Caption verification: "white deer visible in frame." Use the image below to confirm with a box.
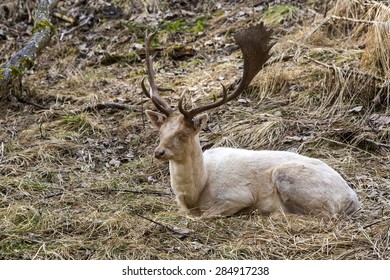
[142,23,360,219]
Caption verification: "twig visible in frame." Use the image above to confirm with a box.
[323,0,329,18]
[90,102,141,112]
[44,191,66,199]
[13,91,49,109]
[60,15,92,39]
[94,188,171,196]
[331,15,390,26]
[363,219,387,229]
[53,12,78,25]
[134,212,192,238]
[49,0,61,10]
[305,56,386,82]
[303,14,390,42]
[265,54,294,66]
[44,188,170,199]
[0,142,4,164]
[302,16,331,41]
[363,138,390,149]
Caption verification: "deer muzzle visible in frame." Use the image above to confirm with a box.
[154,147,167,159]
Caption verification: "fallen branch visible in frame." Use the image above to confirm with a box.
[302,16,331,42]
[53,12,78,25]
[0,0,59,97]
[303,14,390,42]
[92,188,171,196]
[331,15,390,26]
[363,138,390,149]
[59,15,93,39]
[86,102,141,112]
[12,91,50,110]
[44,188,170,199]
[134,212,193,238]
[305,56,386,82]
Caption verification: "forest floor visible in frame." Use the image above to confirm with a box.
[0,0,389,259]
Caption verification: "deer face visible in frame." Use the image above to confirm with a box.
[141,23,273,160]
[146,110,208,161]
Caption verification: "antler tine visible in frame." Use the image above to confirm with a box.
[180,22,274,120]
[143,31,173,116]
[178,85,228,120]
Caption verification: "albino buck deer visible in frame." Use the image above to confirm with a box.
[142,23,360,219]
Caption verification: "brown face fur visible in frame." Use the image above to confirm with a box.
[145,110,208,161]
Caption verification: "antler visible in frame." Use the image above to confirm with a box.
[141,32,173,116]
[178,22,274,120]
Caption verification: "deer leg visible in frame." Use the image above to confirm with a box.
[176,194,191,213]
[272,163,335,218]
[200,200,251,219]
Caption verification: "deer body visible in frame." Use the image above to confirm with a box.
[187,147,358,218]
[141,23,360,218]
[146,112,359,218]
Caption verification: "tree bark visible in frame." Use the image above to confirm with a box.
[0,0,59,97]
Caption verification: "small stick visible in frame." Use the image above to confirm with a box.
[331,15,390,25]
[53,12,78,25]
[91,102,141,112]
[60,16,92,39]
[134,213,192,238]
[363,139,390,149]
[44,188,170,199]
[302,17,331,41]
[306,56,386,82]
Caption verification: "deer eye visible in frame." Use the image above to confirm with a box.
[178,132,190,140]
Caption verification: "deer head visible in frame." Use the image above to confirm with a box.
[143,23,274,161]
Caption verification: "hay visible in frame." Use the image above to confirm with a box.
[302,0,390,112]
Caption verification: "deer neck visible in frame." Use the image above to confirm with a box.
[168,135,207,210]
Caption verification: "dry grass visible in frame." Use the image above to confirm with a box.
[0,0,389,260]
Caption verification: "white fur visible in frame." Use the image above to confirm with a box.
[146,110,360,219]
[197,147,359,218]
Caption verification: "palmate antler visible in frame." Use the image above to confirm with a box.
[142,22,274,120]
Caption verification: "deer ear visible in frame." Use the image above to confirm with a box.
[192,113,209,131]
[145,110,166,128]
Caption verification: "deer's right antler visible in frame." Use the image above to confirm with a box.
[178,22,274,120]
[141,32,173,117]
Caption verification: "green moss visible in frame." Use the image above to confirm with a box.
[10,66,22,78]
[161,20,187,33]
[124,22,150,38]
[20,56,35,70]
[191,18,206,33]
[214,10,224,17]
[41,171,57,183]
[160,16,209,35]
[61,113,100,134]
[33,19,56,36]
[101,52,140,66]
[0,239,37,258]
[3,141,16,152]
[261,5,298,26]
[7,58,35,79]
[30,182,48,191]
[180,59,203,69]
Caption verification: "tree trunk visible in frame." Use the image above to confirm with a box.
[0,0,59,97]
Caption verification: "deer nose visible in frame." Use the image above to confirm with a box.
[154,148,166,159]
